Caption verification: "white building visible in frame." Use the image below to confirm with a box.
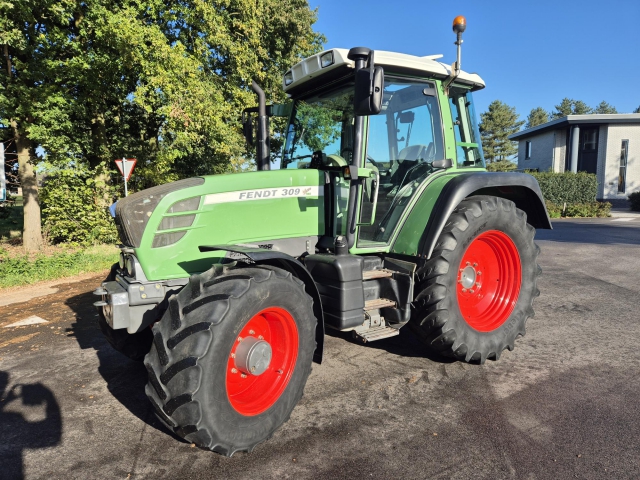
[509,114,640,205]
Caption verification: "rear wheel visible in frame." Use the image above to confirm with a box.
[409,196,541,363]
[144,265,316,455]
[97,263,153,361]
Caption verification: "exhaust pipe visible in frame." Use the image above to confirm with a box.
[251,80,270,171]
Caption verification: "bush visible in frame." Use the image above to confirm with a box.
[629,192,640,211]
[39,167,118,245]
[486,160,517,172]
[545,201,611,218]
[528,171,597,204]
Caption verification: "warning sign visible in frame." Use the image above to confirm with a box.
[115,158,137,181]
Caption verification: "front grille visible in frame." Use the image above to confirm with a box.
[115,178,204,247]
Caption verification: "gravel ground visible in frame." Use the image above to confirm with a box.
[1,217,639,480]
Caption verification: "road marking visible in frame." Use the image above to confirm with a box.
[0,332,40,349]
[612,218,634,222]
[3,316,49,328]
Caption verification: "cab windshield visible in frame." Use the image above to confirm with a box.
[281,85,354,169]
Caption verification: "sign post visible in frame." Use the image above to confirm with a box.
[114,157,137,197]
[0,142,6,202]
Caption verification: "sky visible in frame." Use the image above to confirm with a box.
[311,0,640,121]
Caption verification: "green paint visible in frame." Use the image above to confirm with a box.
[136,169,325,280]
[390,174,454,255]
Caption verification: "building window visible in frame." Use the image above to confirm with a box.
[525,141,532,159]
[619,140,629,194]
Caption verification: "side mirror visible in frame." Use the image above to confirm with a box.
[354,66,384,115]
[432,158,453,169]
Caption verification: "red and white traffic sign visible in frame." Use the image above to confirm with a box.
[115,158,137,181]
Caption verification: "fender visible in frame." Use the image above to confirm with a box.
[199,245,325,364]
[396,172,552,260]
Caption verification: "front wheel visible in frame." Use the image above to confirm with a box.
[409,196,541,364]
[144,265,316,455]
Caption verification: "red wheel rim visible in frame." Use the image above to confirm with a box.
[456,230,521,332]
[226,307,298,416]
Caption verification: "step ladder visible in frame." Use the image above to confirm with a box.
[353,296,399,343]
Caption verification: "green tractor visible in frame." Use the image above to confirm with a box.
[94,17,550,455]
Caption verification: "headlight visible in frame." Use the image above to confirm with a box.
[320,51,334,68]
[118,252,125,270]
[125,256,136,278]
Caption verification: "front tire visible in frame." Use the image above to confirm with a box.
[144,265,316,455]
[409,196,541,364]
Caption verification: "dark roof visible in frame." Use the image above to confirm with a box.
[509,114,640,140]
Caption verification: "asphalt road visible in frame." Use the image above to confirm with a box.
[1,217,640,479]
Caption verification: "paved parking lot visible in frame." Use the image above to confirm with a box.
[1,217,640,479]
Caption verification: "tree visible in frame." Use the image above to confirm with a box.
[633,105,640,113]
[551,98,592,118]
[1,0,324,249]
[525,107,549,129]
[593,101,618,114]
[479,100,525,163]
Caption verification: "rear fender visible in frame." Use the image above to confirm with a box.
[412,172,552,259]
[199,245,325,364]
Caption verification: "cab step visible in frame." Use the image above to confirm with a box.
[364,298,396,310]
[353,325,400,343]
[362,269,394,280]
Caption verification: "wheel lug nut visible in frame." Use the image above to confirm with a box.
[258,335,264,340]
[230,353,236,358]
[237,336,242,342]
[473,263,478,267]
[476,282,481,287]
[231,368,238,374]
[469,289,474,293]
[477,271,482,275]
[240,373,247,379]
[462,288,467,293]
[466,262,470,266]
[249,330,255,335]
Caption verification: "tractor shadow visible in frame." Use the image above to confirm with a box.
[64,289,186,444]
[325,326,456,363]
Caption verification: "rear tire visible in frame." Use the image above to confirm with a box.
[144,265,316,455]
[97,263,153,361]
[409,196,541,364]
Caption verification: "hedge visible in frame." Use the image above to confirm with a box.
[528,171,597,205]
[629,192,640,212]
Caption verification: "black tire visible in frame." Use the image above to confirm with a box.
[409,195,541,364]
[97,263,153,361]
[144,265,316,455]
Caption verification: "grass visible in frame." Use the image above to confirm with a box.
[0,195,24,240]
[0,243,118,289]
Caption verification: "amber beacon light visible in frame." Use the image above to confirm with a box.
[452,15,467,34]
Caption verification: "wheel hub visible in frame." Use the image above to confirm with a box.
[459,265,477,289]
[235,336,272,376]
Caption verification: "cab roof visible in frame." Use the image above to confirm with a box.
[283,48,485,95]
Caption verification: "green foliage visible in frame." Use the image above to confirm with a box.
[593,101,618,114]
[0,245,118,288]
[479,100,525,163]
[629,192,640,211]
[551,98,593,118]
[486,160,517,172]
[545,200,611,218]
[633,105,640,114]
[39,167,118,245]
[529,171,598,204]
[525,107,549,129]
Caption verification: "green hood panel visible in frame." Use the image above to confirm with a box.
[135,169,325,281]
